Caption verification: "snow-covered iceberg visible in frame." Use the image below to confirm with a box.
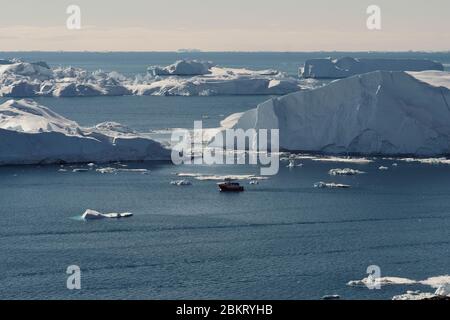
[148,60,214,76]
[130,65,303,96]
[0,58,305,97]
[0,99,170,165]
[219,70,450,156]
[301,57,444,79]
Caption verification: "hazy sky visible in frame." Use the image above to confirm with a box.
[0,0,449,51]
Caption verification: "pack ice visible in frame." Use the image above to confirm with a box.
[301,57,444,79]
[219,70,450,156]
[0,99,171,165]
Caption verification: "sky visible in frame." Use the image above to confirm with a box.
[0,0,449,51]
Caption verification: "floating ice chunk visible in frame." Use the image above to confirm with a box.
[378,166,389,171]
[347,276,416,287]
[96,167,150,174]
[314,181,351,189]
[81,209,133,220]
[170,179,192,186]
[249,180,259,185]
[328,168,365,176]
[72,168,89,173]
[420,275,450,288]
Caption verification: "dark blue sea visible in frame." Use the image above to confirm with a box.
[0,52,449,299]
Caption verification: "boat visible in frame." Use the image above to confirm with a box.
[218,179,244,192]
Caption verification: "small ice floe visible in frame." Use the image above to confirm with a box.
[328,168,365,176]
[314,181,351,189]
[321,295,340,300]
[81,209,133,220]
[347,276,416,287]
[72,168,89,173]
[249,180,259,185]
[392,163,398,167]
[378,166,389,171]
[58,168,68,172]
[396,157,450,165]
[170,179,192,186]
[311,156,373,164]
[176,173,268,181]
[87,163,96,167]
[96,167,150,174]
[347,275,450,293]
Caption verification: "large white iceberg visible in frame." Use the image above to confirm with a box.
[0,99,170,165]
[218,70,450,156]
[0,59,304,97]
[301,57,444,79]
[130,65,303,96]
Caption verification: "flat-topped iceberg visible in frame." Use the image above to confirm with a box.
[0,99,170,165]
[219,70,450,156]
[301,57,444,79]
[0,58,304,97]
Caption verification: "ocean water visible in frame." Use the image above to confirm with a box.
[0,52,449,300]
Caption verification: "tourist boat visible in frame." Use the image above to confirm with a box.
[218,179,244,192]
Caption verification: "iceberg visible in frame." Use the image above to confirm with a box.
[130,65,303,96]
[220,70,450,156]
[0,99,170,165]
[314,182,351,189]
[81,209,133,220]
[301,57,444,79]
[148,60,214,76]
[347,276,416,287]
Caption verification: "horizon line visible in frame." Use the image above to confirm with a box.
[1,50,450,54]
